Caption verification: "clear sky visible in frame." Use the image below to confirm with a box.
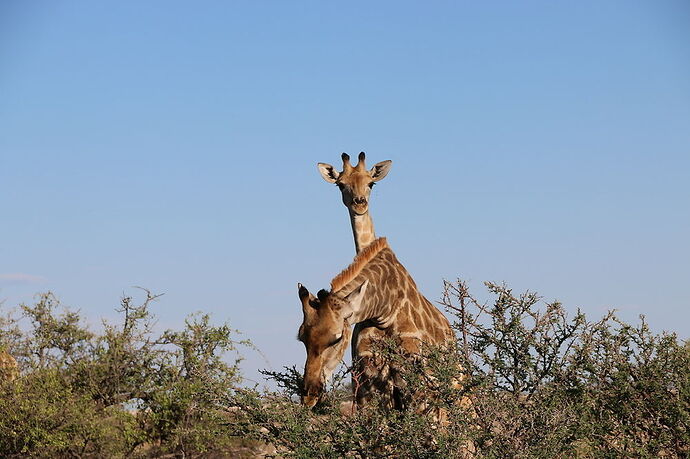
[1,1,689,386]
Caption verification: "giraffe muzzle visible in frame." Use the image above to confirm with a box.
[301,392,322,408]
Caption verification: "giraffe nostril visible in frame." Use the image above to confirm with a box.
[354,197,367,205]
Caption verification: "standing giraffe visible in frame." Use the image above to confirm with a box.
[297,237,455,410]
[317,152,392,253]
[317,152,395,409]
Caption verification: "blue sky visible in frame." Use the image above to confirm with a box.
[1,1,689,386]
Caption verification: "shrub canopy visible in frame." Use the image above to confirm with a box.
[0,281,688,457]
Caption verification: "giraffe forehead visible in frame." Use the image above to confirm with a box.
[337,169,371,186]
[300,316,345,349]
[302,304,341,329]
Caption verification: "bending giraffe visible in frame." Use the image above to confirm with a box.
[297,237,456,410]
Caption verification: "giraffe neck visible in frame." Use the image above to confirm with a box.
[349,210,376,253]
[347,248,404,326]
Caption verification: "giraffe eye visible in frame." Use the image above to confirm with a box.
[336,183,345,190]
[368,182,375,189]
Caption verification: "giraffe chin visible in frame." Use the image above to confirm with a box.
[350,205,368,215]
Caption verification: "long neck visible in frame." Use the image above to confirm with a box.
[349,210,376,253]
[346,248,399,326]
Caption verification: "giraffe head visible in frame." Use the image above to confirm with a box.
[297,280,369,408]
[317,152,392,216]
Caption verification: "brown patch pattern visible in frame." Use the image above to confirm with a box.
[330,237,389,291]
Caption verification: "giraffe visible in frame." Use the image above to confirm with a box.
[0,350,18,382]
[297,237,456,410]
[317,152,394,410]
[317,152,392,253]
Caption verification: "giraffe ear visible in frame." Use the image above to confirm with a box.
[370,160,392,182]
[342,280,369,317]
[317,162,340,183]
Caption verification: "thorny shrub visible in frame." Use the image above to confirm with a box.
[230,280,690,458]
[0,291,248,458]
[1,280,688,458]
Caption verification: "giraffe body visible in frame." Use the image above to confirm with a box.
[314,154,451,408]
[298,238,454,409]
[309,155,474,453]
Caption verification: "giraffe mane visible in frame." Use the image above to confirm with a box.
[330,237,389,292]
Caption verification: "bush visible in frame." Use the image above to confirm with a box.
[228,280,690,458]
[0,291,248,457]
[1,281,688,457]
[447,280,690,457]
